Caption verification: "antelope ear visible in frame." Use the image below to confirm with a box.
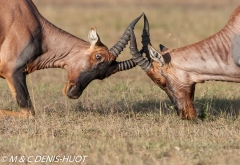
[88,28,101,48]
[159,44,168,53]
[148,45,166,66]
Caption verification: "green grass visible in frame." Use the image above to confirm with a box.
[1,0,240,164]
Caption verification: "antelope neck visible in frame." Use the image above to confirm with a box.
[26,16,89,73]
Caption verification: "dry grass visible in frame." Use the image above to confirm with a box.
[1,0,240,164]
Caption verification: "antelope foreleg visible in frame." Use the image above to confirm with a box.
[0,71,35,118]
[0,108,34,118]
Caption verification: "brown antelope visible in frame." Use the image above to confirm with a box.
[130,6,240,120]
[0,0,142,118]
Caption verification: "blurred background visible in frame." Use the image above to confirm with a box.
[1,1,240,164]
[33,0,239,49]
[0,0,232,114]
[30,0,239,81]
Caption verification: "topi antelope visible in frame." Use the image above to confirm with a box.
[130,6,240,120]
[0,0,141,118]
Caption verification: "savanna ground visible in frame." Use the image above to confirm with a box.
[1,0,240,164]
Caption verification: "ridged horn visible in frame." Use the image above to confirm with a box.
[116,29,138,72]
[129,28,152,72]
[117,59,136,71]
[141,14,151,60]
[109,13,143,57]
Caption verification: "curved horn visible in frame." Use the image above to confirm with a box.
[116,28,148,72]
[130,28,152,72]
[109,13,143,57]
[116,29,137,72]
[141,14,151,60]
[117,59,136,71]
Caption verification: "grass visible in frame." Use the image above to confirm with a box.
[1,0,240,164]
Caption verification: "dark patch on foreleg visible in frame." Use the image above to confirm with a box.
[0,74,34,118]
[0,29,42,118]
[10,29,42,116]
[15,28,42,70]
[13,68,33,110]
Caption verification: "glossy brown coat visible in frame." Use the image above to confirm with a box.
[0,0,140,117]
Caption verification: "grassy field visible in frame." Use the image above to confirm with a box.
[1,0,240,164]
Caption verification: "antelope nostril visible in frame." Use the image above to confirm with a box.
[67,85,77,98]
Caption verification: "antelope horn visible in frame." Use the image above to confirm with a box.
[141,14,151,60]
[116,29,138,71]
[117,59,136,71]
[109,13,143,57]
[130,28,152,72]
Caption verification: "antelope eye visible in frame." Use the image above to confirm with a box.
[156,78,161,84]
[95,54,102,62]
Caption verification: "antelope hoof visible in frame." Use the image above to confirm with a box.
[0,108,35,118]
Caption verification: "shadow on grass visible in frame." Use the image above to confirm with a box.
[74,97,240,119]
[130,97,240,118]
[75,99,174,116]
[131,100,174,114]
[194,97,240,118]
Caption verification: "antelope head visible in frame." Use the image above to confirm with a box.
[129,14,195,119]
[63,14,143,99]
